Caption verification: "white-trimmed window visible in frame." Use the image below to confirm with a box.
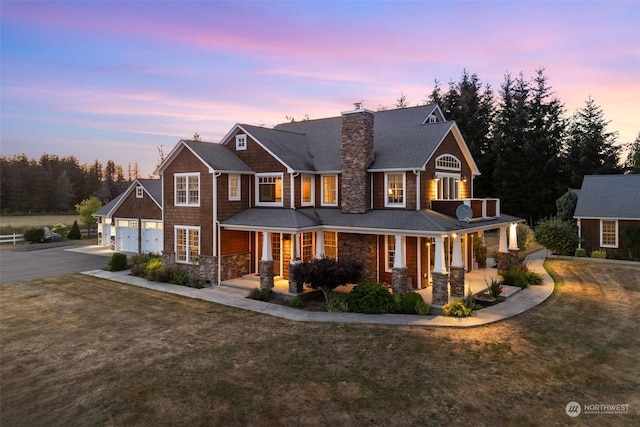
[385,172,405,207]
[175,173,200,206]
[235,134,247,151]
[256,173,283,206]
[136,186,143,198]
[228,174,241,201]
[324,231,337,259]
[302,232,314,261]
[435,154,461,171]
[600,220,618,248]
[175,226,200,264]
[301,175,314,206]
[435,173,460,200]
[385,235,396,272]
[322,175,338,206]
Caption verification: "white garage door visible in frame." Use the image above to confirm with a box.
[115,219,139,253]
[142,221,163,254]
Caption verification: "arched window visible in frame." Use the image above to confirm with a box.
[435,154,461,171]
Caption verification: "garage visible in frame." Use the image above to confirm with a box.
[115,219,139,253]
[142,220,163,254]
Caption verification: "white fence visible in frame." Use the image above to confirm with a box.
[0,233,24,244]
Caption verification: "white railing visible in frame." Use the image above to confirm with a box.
[0,233,24,244]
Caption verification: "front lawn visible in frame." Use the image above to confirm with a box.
[1,259,638,425]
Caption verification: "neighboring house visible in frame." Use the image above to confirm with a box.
[574,174,640,258]
[156,104,523,306]
[93,179,163,254]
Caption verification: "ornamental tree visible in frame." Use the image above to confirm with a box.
[289,257,363,304]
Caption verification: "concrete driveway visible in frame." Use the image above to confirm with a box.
[0,243,113,284]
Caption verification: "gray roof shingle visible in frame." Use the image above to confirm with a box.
[574,174,640,219]
[183,139,253,173]
[221,207,523,235]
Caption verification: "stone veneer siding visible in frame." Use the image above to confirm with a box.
[220,253,251,282]
[391,267,408,296]
[260,260,274,290]
[162,252,218,285]
[340,110,374,214]
[432,272,449,307]
[338,233,377,282]
[449,266,465,298]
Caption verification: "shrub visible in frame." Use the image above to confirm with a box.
[500,264,543,288]
[326,292,350,312]
[487,278,504,300]
[348,282,396,314]
[574,248,587,257]
[130,263,146,277]
[170,266,190,286]
[517,223,535,251]
[51,223,68,239]
[24,227,45,243]
[68,220,82,240]
[288,296,303,308]
[289,257,363,303]
[247,288,272,301]
[591,250,607,259]
[534,217,579,255]
[415,299,431,315]
[443,299,473,317]
[400,291,424,314]
[145,258,163,279]
[148,265,172,283]
[107,253,128,271]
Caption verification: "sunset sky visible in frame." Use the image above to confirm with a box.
[1,1,638,177]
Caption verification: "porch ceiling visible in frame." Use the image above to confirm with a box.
[220,208,524,236]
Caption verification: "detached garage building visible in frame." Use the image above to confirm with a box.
[94,179,163,254]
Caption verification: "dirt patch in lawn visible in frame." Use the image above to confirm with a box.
[1,260,639,426]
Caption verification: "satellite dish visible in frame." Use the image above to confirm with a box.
[455,204,473,223]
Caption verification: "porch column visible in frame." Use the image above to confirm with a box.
[497,226,509,273]
[293,232,300,261]
[392,235,408,296]
[260,231,274,290]
[508,223,520,267]
[449,233,465,299]
[315,231,325,259]
[432,235,449,307]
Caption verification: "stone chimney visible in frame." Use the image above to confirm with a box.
[341,103,374,214]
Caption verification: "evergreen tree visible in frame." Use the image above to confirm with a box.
[395,91,409,108]
[624,132,640,174]
[564,97,622,188]
[54,170,74,212]
[430,70,495,197]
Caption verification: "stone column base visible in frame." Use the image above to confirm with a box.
[449,266,465,298]
[260,260,274,290]
[509,250,520,268]
[392,267,408,296]
[432,272,449,307]
[497,252,509,273]
[288,261,303,294]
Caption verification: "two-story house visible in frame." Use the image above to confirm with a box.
[156,104,523,306]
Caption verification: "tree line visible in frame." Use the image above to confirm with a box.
[0,154,141,214]
[391,68,639,223]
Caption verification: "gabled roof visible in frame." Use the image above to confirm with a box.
[574,174,640,220]
[155,139,253,175]
[93,179,162,218]
[220,207,523,236]
[216,104,479,174]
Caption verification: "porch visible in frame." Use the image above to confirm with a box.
[220,262,507,306]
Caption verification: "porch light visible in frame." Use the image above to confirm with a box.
[432,173,440,181]
[462,176,468,182]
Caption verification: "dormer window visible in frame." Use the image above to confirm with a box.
[235,134,247,151]
[427,114,437,123]
[136,186,143,198]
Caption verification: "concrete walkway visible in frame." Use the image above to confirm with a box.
[82,250,554,328]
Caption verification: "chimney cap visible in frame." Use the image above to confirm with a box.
[341,102,373,115]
